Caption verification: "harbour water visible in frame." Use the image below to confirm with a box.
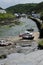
[0,17,39,37]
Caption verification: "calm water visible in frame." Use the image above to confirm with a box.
[0,17,38,37]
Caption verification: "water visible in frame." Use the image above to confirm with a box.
[0,17,38,37]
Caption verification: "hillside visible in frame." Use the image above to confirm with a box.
[6,3,37,14]
[6,2,43,15]
[34,2,43,20]
[0,7,3,9]
[34,2,43,13]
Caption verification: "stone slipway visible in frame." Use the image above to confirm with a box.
[0,50,43,65]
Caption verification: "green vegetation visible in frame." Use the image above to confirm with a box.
[40,12,43,20]
[0,13,21,26]
[34,2,43,13]
[0,2,43,26]
[14,21,21,25]
[0,7,3,9]
[38,40,43,49]
[0,13,15,20]
[41,23,43,29]
[6,3,37,14]
[34,2,43,20]
[0,54,7,59]
[6,2,43,19]
[6,2,43,14]
[38,40,43,46]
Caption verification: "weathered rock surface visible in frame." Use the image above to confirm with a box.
[0,50,43,65]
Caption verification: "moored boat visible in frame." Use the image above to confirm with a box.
[0,40,12,46]
[22,34,34,40]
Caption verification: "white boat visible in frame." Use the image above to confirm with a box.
[22,34,34,40]
[0,40,12,46]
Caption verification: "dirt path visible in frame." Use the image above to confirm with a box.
[33,32,40,41]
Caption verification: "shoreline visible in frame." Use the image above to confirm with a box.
[30,17,43,38]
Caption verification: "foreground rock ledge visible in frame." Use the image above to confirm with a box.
[0,50,43,65]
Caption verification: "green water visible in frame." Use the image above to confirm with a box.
[0,17,38,37]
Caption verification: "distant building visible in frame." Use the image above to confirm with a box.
[32,13,40,18]
[0,9,6,13]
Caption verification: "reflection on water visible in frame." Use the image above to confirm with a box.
[0,17,38,37]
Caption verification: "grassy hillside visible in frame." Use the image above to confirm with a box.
[0,13,21,26]
[32,2,43,20]
[34,2,43,13]
[6,2,43,14]
[6,3,37,14]
[0,7,3,9]
[0,13,15,20]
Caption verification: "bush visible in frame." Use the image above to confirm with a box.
[0,54,7,59]
[38,40,43,49]
[14,21,20,25]
[40,16,43,20]
[0,13,15,20]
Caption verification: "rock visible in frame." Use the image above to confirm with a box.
[0,50,43,65]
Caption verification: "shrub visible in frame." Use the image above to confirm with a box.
[0,13,15,20]
[38,40,43,49]
[0,54,7,59]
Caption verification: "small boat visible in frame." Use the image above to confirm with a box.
[0,40,11,46]
[19,28,34,37]
[19,31,33,37]
[22,34,34,40]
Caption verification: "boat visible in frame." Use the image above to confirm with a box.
[0,40,11,46]
[22,34,34,40]
[19,30,33,37]
[19,28,34,38]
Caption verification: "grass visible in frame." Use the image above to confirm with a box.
[38,40,43,49]
[0,13,15,20]
[14,21,20,25]
[41,24,43,29]
[38,40,43,46]
[0,25,11,29]
[0,13,23,26]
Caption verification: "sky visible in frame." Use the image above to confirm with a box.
[0,0,43,9]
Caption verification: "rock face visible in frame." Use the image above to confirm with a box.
[0,50,43,65]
